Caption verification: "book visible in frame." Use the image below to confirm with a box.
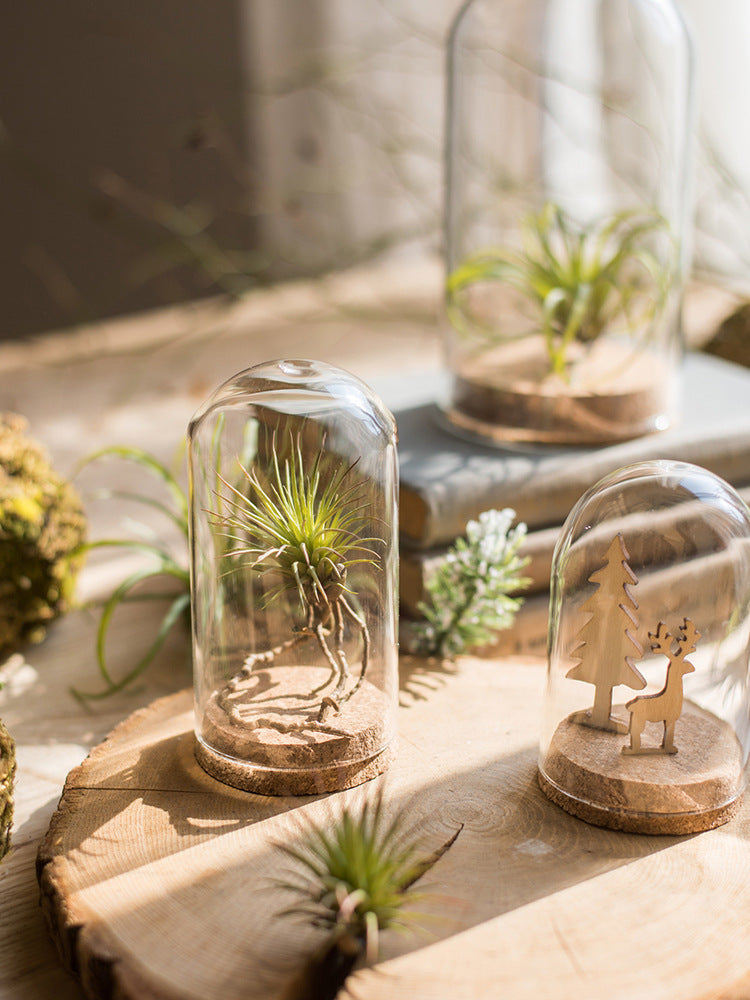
[400,523,559,617]
[397,353,750,550]
[399,479,750,616]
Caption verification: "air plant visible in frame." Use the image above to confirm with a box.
[212,437,380,723]
[446,202,673,378]
[413,508,530,660]
[73,446,190,699]
[277,789,461,1000]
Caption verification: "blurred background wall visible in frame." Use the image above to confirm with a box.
[0,1,452,339]
[0,1,745,340]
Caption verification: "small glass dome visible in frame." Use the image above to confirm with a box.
[539,461,750,833]
[188,360,399,795]
[443,0,693,444]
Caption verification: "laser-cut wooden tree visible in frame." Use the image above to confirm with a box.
[567,533,646,733]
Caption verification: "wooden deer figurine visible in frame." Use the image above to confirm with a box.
[622,618,700,756]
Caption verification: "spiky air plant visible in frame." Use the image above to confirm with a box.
[277,790,461,1000]
[0,717,15,861]
[447,203,672,378]
[212,438,379,724]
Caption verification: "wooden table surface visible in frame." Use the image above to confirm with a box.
[0,263,742,1000]
[35,659,750,1000]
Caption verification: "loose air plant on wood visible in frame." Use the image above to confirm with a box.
[277,790,461,1000]
[212,439,380,725]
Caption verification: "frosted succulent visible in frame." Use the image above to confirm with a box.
[414,508,530,659]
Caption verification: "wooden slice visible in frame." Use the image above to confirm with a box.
[198,666,394,795]
[540,703,744,834]
[37,657,750,1000]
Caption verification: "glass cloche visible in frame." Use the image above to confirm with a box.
[188,360,399,795]
[539,461,750,833]
[443,0,694,444]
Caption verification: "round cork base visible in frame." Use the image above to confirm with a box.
[449,338,668,445]
[196,665,394,796]
[538,703,744,835]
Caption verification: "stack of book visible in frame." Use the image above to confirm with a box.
[397,353,750,655]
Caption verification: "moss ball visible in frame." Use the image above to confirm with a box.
[0,717,15,860]
[0,414,87,657]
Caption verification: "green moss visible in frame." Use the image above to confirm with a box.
[0,413,87,657]
[0,718,15,860]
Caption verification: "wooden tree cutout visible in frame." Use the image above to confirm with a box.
[623,618,699,756]
[567,533,646,733]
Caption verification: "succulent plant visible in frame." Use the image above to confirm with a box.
[0,413,86,658]
[0,717,16,861]
[447,202,673,378]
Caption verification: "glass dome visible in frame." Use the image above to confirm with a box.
[188,360,399,795]
[443,0,694,444]
[539,461,750,833]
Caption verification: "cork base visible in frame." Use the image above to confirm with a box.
[196,665,394,795]
[449,337,669,445]
[539,702,744,834]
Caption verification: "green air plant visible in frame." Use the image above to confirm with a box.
[0,413,86,658]
[446,202,673,379]
[212,438,379,724]
[277,789,461,1000]
[0,717,15,861]
[74,446,190,699]
[413,508,530,660]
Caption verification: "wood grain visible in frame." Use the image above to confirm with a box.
[37,656,750,1000]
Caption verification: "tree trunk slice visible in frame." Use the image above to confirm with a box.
[197,666,394,795]
[449,337,670,444]
[539,704,743,834]
[37,657,750,1000]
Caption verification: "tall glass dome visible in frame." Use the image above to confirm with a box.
[444,0,694,444]
[188,360,399,795]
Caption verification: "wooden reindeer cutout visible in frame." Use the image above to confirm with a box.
[623,618,699,756]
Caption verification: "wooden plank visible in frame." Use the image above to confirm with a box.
[37,656,750,1000]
